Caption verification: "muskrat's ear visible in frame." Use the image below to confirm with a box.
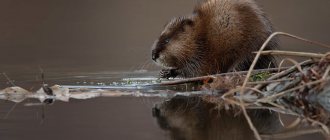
[180,18,195,32]
[183,19,194,26]
[181,19,194,29]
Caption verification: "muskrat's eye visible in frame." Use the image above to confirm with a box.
[164,38,170,44]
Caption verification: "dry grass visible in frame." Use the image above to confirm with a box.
[156,32,330,140]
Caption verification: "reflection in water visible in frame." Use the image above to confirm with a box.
[153,95,281,140]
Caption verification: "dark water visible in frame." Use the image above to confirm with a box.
[0,97,165,140]
[0,0,329,140]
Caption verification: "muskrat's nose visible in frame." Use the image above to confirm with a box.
[152,50,159,61]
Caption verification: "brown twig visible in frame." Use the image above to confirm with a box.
[246,106,296,115]
[306,118,330,134]
[155,67,289,86]
[258,77,329,102]
[278,58,304,74]
[268,60,314,81]
[238,99,261,140]
[247,78,294,85]
[261,128,323,139]
[285,118,302,129]
[256,50,326,58]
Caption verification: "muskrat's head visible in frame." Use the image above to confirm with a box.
[151,17,201,70]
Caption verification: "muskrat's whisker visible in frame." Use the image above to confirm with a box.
[139,59,153,70]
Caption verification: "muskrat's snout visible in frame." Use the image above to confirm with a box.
[151,49,159,61]
[151,44,173,68]
[151,39,166,64]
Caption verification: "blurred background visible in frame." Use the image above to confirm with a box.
[0,0,329,75]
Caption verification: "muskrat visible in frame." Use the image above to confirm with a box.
[151,0,277,78]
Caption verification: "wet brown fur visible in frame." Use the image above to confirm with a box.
[152,0,277,78]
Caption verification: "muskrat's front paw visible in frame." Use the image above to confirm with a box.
[159,69,178,79]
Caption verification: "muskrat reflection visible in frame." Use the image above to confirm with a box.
[153,95,281,140]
